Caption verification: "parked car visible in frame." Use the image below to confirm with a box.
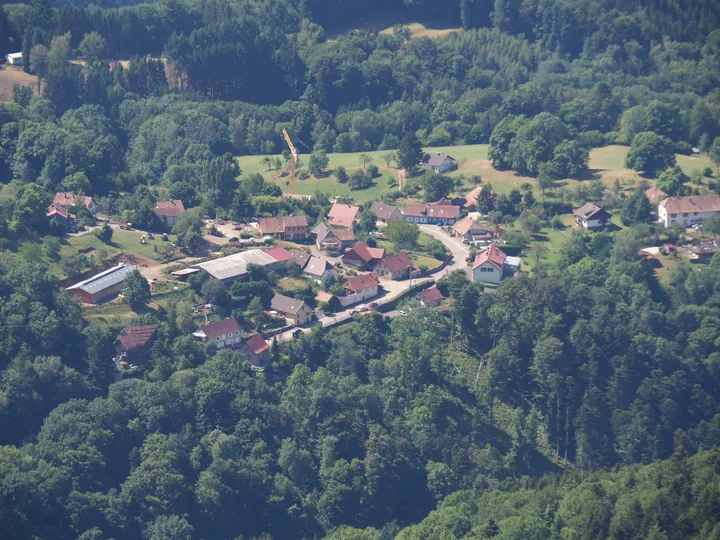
[357,304,369,312]
[398,310,406,316]
[368,302,378,308]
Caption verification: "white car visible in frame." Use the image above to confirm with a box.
[692,223,703,229]
[357,305,369,312]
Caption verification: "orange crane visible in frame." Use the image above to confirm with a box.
[281,128,298,194]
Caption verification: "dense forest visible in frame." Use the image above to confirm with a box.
[1,0,720,538]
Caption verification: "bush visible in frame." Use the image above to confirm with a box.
[703,167,713,177]
[367,164,379,178]
[552,216,565,229]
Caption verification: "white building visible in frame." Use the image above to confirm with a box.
[471,244,519,285]
[6,53,23,66]
[339,274,379,307]
[573,203,612,231]
[423,152,456,174]
[193,318,243,350]
[657,194,720,228]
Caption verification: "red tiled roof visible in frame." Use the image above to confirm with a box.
[53,192,94,209]
[245,334,269,355]
[345,242,385,263]
[328,204,360,227]
[344,273,379,292]
[46,204,76,220]
[453,215,487,236]
[153,200,185,217]
[645,186,667,204]
[332,227,355,241]
[258,215,308,234]
[473,244,506,270]
[200,318,241,340]
[416,286,444,304]
[659,194,720,214]
[379,252,413,273]
[118,324,158,351]
[265,247,294,262]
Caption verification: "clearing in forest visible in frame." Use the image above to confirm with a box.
[0,65,39,102]
[237,144,714,202]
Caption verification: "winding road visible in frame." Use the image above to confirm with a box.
[271,224,469,343]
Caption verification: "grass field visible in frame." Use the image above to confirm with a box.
[238,144,714,202]
[52,229,180,278]
[83,283,192,324]
[0,65,39,103]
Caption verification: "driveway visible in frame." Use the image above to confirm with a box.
[419,224,470,275]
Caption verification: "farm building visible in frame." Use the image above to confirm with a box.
[403,203,460,225]
[193,249,278,282]
[66,264,135,303]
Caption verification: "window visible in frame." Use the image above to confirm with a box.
[683,213,689,217]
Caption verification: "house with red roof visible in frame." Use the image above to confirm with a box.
[153,200,186,227]
[242,334,270,367]
[312,222,355,254]
[340,273,380,307]
[257,215,308,240]
[645,186,668,205]
[374,252,414,280]
[47,204,77,232]
[193,317,243,350]
[327,204,361,228]
[341,242,385,269]
[471,244,520,284]
[115,324,159,364]
[53,192,96,213]
[415,286,445,307]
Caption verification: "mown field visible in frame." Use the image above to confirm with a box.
[0,65,38,103]
[237,144,714,202]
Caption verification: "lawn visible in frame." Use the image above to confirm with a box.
[374,234,444,272]
[0,65,38,103]
[239,143,714,203]
[83,283,192,324]
[53,229,181,278]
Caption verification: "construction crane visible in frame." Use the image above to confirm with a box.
[281,128,298,194]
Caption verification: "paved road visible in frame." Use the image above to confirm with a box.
[271,224,470,344]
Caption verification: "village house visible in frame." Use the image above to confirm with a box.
[193,317,243,350]
[289,249,311,269]
[403,203,460,225]
[423,152,457,174]
[327,204,361,228]
[242,334,270,367]
[312,222,355,254]
[114,324,159,365]
[340,273,379,307]
[463,185,483,212]
[303,256,338,282]
[657,194,720,228]
[53,192,96,213]
[645,186,668,205]
[471,244,520,284]
[374,252,414,280]
[66,264,135,303]
[257,215,308,241]
[688,240,719,263]
[452,216,495,244]
[369,201,403,224]
[341,242,385,269]
[573,203,612,230]
[47,204,78,232]
[271,293,314,325]
[6,52,23,65]
[415,286,445,307]
[153,200,186,227]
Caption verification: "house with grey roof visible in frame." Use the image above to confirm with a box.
[271,293,314,325]
[423,152,456,174]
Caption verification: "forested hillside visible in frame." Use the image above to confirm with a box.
[1,0,720,538]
